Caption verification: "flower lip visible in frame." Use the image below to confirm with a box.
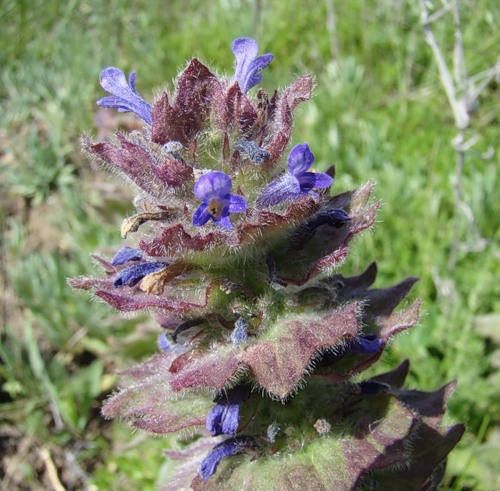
[231,37,274,94]
[97,67,152,125]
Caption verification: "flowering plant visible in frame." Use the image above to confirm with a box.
[72,37,463,490]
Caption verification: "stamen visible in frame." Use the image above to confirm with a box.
[208,198,224,218]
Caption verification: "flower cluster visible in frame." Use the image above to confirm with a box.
[73,37,463,490]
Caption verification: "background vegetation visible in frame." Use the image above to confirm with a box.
[1,0,498,489]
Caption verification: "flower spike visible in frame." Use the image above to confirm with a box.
[232,37,274,93]
[76,36,463,490]
[97,67,152,125]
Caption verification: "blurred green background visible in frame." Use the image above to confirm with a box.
[1,0,499,489]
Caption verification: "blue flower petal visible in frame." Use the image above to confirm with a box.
[221,406,241,435]
[113,262,167,288]
[217,213,234,230]
[301,209,351,234]
[206,387,246,437]
[206,404,225,436]
[200,438,249,480]
[192,202,212,227]
[232,37,273,93]
[128,71,137,92]
[157,332,174,352]
[297,171,334,190]
[230,318,249,346]
[194,172,232,201]
[111,246,143,266]
[228,194,247,214]
[288,143,315,175]
[257,173,302,207]
[96,95,134,113]
[243,53,274,93]
[97,67,152,125]
[345,334,383,354]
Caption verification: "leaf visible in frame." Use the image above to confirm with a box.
[264,75,313,165]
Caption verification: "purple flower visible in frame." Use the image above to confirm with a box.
[206,387,246,437]
[113,262,168,288]
[111,246,143,266]
[200,437,253,480]
[97,67,152,125]
[192,171,247,230]
[230,318,249,346]
[257,143,334,207]
[345,334,383,354]
[232,38,273,94]
[157,332,174,352]
[235,140,270,164]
